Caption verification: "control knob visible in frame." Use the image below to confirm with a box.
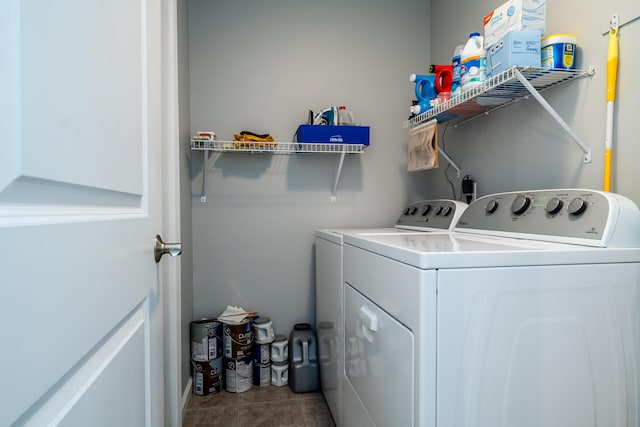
[485,200,499,214]
[421,205,432,216]
[442,206,453,216]
[567,197,587,216]
[545,197,563,215]
[434,206,444,216]
[510,195,531,216]
[409,206,418,215]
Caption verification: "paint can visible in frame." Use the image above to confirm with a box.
[253,342,271,366]
[253,362,271,387]
[192,357,223,396]
[223,319,254,359]
[224,356,253,393]
[190,318,222,362]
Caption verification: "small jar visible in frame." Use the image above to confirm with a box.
[271,362,288,387]
[253,317,275,344]
[271,334,288,364]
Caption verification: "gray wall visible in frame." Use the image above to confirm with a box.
[188,0,431,335]
[177,0,194,392]
[426,0,640,204]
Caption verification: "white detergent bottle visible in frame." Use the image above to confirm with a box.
[460,32,486,91]
[451,44,464,97]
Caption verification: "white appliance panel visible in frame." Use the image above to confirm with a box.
[314,236,343,424]
[345,284,415,427]
[437,263,640,427]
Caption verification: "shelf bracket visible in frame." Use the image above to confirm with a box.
[200,150,208,202]
[331,151,347,202]
[513,69,592,163]
[439,148,461,178]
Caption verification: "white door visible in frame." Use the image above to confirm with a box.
[1,1,165,426]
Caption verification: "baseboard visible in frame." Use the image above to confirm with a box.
[181,377,193,421]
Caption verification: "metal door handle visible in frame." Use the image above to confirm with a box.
[154,235,182,262]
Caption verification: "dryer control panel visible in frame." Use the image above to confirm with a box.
[455,189,640,247]
[395,199,467,231]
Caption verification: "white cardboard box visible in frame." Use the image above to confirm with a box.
[483,0,546,47]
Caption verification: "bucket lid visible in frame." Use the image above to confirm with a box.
[542,33,577,47]
[469,32,481,38]
[253,317,271,325]
[294,323,311,331]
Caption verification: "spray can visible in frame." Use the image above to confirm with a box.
[451,44,464,97]
[460,32,486,91]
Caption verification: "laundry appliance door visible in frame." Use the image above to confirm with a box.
[345,284,414,427]
[437,263,640,427]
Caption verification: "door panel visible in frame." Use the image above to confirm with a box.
[0,1,163,425]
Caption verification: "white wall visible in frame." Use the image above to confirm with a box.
[187,0,431,335]
[427,0,640,205]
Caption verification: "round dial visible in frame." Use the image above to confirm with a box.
[485,200,499,214]
[510,195,531,216]
[442,206,453,216]
[434,206,444,216]
[421,205,432,216]
[409,206,418,215]
[567,197,587,216]
[403,207,410,215]
[545,197,563,215]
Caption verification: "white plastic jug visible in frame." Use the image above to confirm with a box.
[338,105,355,125]
[460,32,486,91]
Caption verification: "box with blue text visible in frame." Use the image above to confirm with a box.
[295,125,370,146]
[486,30,541,77]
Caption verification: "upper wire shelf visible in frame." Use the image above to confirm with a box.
[190,139,366,154]
[404,66,593,129]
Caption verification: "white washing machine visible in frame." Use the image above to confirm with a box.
[342,189,640,427]
[315,199,468,426]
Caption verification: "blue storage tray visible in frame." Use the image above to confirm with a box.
[295,125,370,146]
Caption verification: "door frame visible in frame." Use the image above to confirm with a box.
[161,0,184,425]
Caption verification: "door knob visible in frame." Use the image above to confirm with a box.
[154,235,182,262]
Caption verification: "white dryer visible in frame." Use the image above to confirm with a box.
[342,189,640,427]
[315,199,467,426]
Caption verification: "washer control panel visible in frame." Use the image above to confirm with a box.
[395,199,467,231]
[455,189,638,245]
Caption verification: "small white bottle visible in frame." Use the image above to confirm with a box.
[337,105,355,125]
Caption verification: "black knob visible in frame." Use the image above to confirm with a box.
[421,205,432,216]
[434,206,444,216]
[567,197,587,216]
[442,206,453,216]
[409,207,418,215]
[485,200,499,214]
[510,195,531,216]
[545,197,563,215]
[403,207,410,215]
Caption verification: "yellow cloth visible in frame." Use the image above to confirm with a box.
[233,132,277,148]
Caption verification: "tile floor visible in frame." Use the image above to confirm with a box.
[183,385,336,427]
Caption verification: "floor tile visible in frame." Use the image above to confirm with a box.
[185,385,335,427]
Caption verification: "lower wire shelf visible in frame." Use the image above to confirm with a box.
[190,139,367,202]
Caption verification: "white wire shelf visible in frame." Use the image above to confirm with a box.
[404,65,594,164]
[190,138,367,203]
[404,66,593,129]
[190,139,367,154]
